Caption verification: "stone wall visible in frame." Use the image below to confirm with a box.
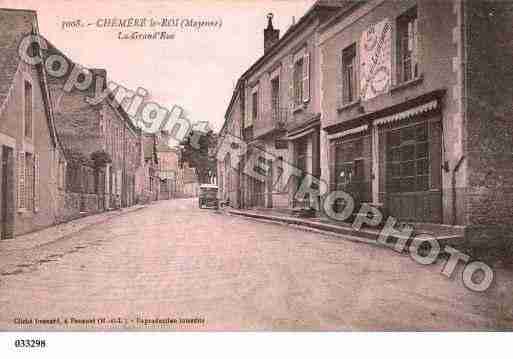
[463,0,513,257]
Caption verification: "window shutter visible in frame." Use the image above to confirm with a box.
[17,151,26,209]
[302,53,310,103]
[336,52,344,108]
[34,152,40,211]
[245,87,251,128]
[288,54,295,113]
[412,18,419,75]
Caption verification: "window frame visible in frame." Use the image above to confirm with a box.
[342,43,358,104]
[386,121,430,194]
[271,75,280,122]
[293,58,304,106]
[24,152,35,211]
[251,90,259,123]
[396,6,419,84]
[24,80,33,140]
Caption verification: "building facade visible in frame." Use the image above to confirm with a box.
[136,133,159,204]
[220,0,513,252]
[156,137,180,200]
[218,79,244,208]
[43,39,142,215]
[239,2,345,210]
[319,0,513,249]
[0,9,67,238]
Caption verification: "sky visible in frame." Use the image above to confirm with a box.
[1,0,313,132]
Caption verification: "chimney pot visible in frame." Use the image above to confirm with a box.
[264,13,280,53]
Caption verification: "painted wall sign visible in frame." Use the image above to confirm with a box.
[360,18,392,101]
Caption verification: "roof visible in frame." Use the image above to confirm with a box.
[240,0,347,80]
[218,1,349,142]
[0,9,35,113]
[0,8,62,151]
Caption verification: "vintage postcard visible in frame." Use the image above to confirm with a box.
[0,0,512,341]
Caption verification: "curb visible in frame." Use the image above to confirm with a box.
[226,209,463,250]
[0,205,147,254]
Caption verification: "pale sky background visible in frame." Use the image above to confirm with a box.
[1,0,313,132]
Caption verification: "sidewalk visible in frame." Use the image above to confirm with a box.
[0,205,146,275]
[226,207,464,249]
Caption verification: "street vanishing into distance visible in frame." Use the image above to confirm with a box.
[1,198,512,331]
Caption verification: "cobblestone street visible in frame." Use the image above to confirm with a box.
[0,198,511,331]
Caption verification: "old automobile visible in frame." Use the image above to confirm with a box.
[198,184,218,209]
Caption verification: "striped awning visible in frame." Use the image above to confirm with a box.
[285,127,316,141]
[327,124,369,140]
[374,100,439,126]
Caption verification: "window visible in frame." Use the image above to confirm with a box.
[252,91,258,123]
[397,7,419,83]
[342,44,357,104]
[25,153,34,210]
[271,76,280,122]
[293,58,304,105]
[335,139,364,189]
[387,122,429,193]
[24,81,32,139]
[58,160,65,189]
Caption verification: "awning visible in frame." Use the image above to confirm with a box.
[374,100,438,126]
[285,127,316,141]
[327,124,369,140]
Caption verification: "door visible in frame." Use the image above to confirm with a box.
[385,120,442,223]
[294,137,309,207]
[333,136,371,210]
[1,146,14,239]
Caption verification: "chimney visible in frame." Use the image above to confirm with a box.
[91,68,107,91]
[264,13,279,53]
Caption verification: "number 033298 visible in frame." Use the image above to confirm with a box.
[14,339,46,348]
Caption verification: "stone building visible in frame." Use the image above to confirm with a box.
[220,1,347,210]
[155,135,180,200]
[319,0,513,251]
[218,79,243,208]
[41,42,141,215]
[136,133,159,204]
[0,8,67,238]
[220,0,513,253]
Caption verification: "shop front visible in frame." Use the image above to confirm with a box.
[325,92,444,224]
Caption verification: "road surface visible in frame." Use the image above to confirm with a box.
[0,198,511,330]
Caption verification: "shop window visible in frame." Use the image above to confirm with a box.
[387,122,429,193]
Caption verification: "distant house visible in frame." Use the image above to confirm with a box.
[155,135,180,200]
[217,79,243,208]
[136,133,159,203]
[41,43,142,214]
[0,8,67,238]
